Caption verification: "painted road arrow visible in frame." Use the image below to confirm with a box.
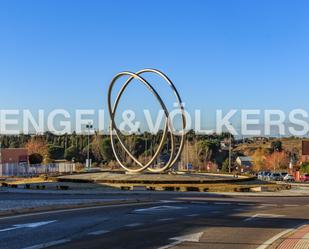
[158,232,204,249]
[170,232,204,242]
[0,220,57,232]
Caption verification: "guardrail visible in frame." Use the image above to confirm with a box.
[0,163,75,177]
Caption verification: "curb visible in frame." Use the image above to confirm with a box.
[215,192,309,197]
[2,187,308,197]
[265,223,309,249]
[0,199,150,218]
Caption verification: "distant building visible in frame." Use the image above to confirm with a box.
[0,148,28,164]
[236,156,252,171]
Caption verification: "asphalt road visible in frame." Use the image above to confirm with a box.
[1,193,309,249]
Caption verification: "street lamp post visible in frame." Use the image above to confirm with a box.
[0,134,2,164]
[229,132,232,174]
[86,123,93,170]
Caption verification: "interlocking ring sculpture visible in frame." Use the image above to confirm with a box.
[107,69,186,173]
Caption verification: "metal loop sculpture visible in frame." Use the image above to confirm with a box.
[107,69,186,173]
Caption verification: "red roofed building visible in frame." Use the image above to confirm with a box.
[0,148,29,164]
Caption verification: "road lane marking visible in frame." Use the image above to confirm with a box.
[158,232,203,249]
[159,200,182,204]
[191,201,209,205]
[134,205,185,213]
[214,202,231,205]
[125,223,143,227]
[244,214,285,222]
[0,201,158,221]
[261,204,278,207]
[0,227,18,232]
[186,214,200,217]
[171,232,203,242]
[158,218,176,222]
[0,220,57,233]
[88,230,109,236]
[22,239,71,249]
[234,208,246,212]
[237,203,255,206]
[283,204,299,207]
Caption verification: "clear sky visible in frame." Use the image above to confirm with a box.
[1,0,309,132]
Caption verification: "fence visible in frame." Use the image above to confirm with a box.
[0,163,76,177]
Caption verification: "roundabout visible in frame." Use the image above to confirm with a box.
[55,171,281,193]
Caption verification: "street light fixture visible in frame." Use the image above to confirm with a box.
[229,131,232,174]
[86,123,93,170]
[228,123,233,174]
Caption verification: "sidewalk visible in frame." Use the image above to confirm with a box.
[272,225,309,249]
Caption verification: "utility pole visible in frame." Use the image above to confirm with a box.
[145,132,147,163]
[275,148,279,172]
[86,122,93,170]
[0,134,2,165]
[186,136,189,171]
[229,131,232,174]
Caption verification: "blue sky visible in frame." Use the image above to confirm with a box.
[0,0,309,131]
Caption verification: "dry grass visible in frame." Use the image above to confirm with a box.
[235,138,304,156]
[5,177,53,185]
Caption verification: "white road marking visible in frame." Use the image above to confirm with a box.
[257,205,267,209]
[158,232,203,249]
[283,204,299,207]
[256,229,294,249]
[157,241,180,249]
[159,200,182,204]
[214,202,231,205]
[125,223,143,227]
[88,230,109,236]
[22,239,71,249]
[244,214,285,222]
[186,214,200,217]
[191,201,209,205]
[234,208,246,212]
[261,204,277,207]
[158,218,176,222]
[0,220,57,233]
[171,232,203,242]
[0,202,158,221]
[237,203,255,206]
[135,205,185,212]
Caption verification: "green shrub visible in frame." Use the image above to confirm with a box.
[300,163,309,174]
[29,153,43,165]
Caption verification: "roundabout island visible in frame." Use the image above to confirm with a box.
[56,171,285,193]
[54,69,289,193]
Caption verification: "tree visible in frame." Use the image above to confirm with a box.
[221,159,229,172]
[252,147,268,171]
[9,139,20,148]
[91,134,104,163]
[300,163,309,174]
[29,153,43,165]
[25,138,49,164]
[64,146,80,161]
[271,140,282,152]
[48,145,65,160]
[197,140,220,163]
[265,151,289,171]
[101,138,115,162]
